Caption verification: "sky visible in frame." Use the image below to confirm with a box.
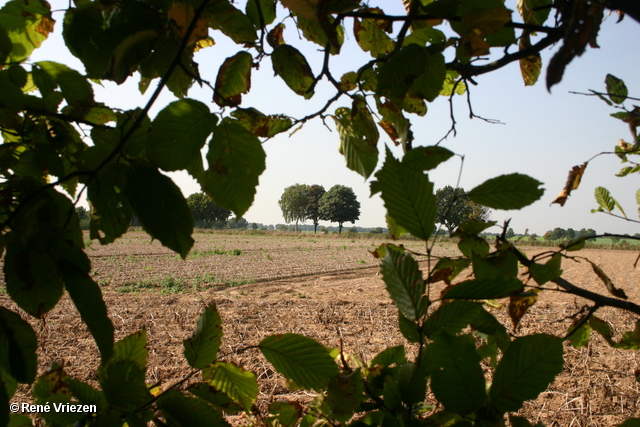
[26,0,640,236]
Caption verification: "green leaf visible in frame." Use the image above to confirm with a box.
[36,61,94,107]
[529,253,562,285]
[333,107,378,179]
[214,51,253,107]
[246,0,277,27]
[468,173,544,210]
[370,345,406,368]
[471,308,511,351]
[272,44,315,99]
[57,260,114,362]
[410,53,446,102]
[267,401,303,427]
[440,70,467,96]
[125,164,194,258]
[110,330,148,368]
[158,390,229,427]
[296,14,344,54]
[618,418,640,427]
[0,0,54,63]
[0,70,25,112]
[423,301,483,338]
[568,324,591,349]
[375,148,437,240]
[203,362,257,412]
[517,0,552,25]
[33,365,84,426]
[398,310,421,343]
[188,383,243,413]
[490,334,564,412]
[0,307,37,384]
[66,378,107,409]
[148,99,216,172]
[88,163,134,245]
[326,369,366,422]
[206,0,257,44]
[376,98,412,149]
[259,334,338,391]
[377,44,429,101]
[231,108,293,137]
[202,118,266,218]
[402,145,454,171]
[593,187,625,216]
[62,2,109,78]
[99,358,151,412]
[443,278,524,300]
[184,303,223,370]
[381,246,428,321]
[429,331,486,415]
[354,13,395,58]
[605,74,628,104]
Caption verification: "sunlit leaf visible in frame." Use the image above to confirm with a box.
[184,303,223,370]
[158,390,228,427]
[353,10,395,58]
[381,246,428,321]
[272,44,315,99]
[0,0,54,63]
[605,74,628,104]
[259,334,338,391]
[469,173,544,210]
[333,107,378,179]
[517,0,552,25]
[519,33,541,86]
[203,362,257,412]
[551,162,587,206]
[231,108,293,137]
[376,148,436,240]
[214,51,253,107]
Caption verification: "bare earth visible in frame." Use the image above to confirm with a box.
[2,232,640,426]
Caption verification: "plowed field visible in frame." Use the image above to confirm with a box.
[2,231,640,426]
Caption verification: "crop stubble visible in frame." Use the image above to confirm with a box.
[1,231,640,426]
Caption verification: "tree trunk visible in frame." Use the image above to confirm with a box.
[313,221,318,233]
[338,223,343,234]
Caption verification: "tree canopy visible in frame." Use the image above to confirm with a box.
[435,186,490,234]
[1,0,640,425]
[278,184,310,232]
[318,185,360,233]
[186,192,231,227]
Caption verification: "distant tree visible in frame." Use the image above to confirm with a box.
[566,228,576,239]
[305,185,326,233]
[506,228,515,239]
[278,184,310,232]
[348,226,358,233]
[543,232,553,241]
[580,228,597,241]
[227,217,248,229]
[251,223,258,230]
[319,185,360,234]
[186,193,231,227]
[76,206,89,221]
[611,235,621,244]
[435,186,489,234]
[547,227,567,240]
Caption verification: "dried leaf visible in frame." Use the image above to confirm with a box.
[587,260,628,299]
[518,33,541,86]
[551,162,588,206]
[509,290,539,330]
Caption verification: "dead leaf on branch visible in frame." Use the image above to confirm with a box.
[551,162,588,206]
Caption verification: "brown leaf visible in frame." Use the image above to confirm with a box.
[518,33,541,86]
[551,162,588,206]
[509,291,539,330]
[547,0,605,90]
[35,15,55,37]
[588,260,628,299]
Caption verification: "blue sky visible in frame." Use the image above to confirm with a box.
[30,0,640,235]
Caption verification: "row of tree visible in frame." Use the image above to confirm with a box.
[278,184,360,233]
[542,227,597,241]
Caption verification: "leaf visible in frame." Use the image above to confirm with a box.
[409,52,446,102]
[381,246,428,321]
[36,61,94,107]
[326,369,366,422]
[469,173,544,210]
[376,98,412,149]
[214,51,253,107]
[529,253,562,285]
[375,148,437,241]
[429,331,486,415]
[508,290,539,330]
[398,310,421,343]
[57,260,114,362]
[333,107,378,179]
[203,362,257,412]
[125,164,194,259]
[158,390,229,427]
[586,259,627,299]
[551,162,588,206]
[605,74,628,104]
[183,303,223,370]
[202,118,266,218]
[296,14,343,53]
[0,307,37,384]
[377,44,429,101]
[439,70,467,96]
[460,7,512,37]
[593,187,625,217]
[259,334,338,391]
[88,163,133,245]
[519,33,541,86]
[246,0,277,27]
[231,108,293,137]
[568,323,591,349]
[353,11,395,58]
[0,0,54,63]
[272,44,315,98]
[206,0,257,44]
[147,99,216,171]
[33,364,84,426]
[267,401,303,427]
[443,278,524,300]
[111,330,148,368]
[370,345,406,368]
[280,0,317,22]
[423,301,483,338]
[490,334,564,412]
[517,0,552,25]
[402,145,454,171]
[589,316,614,345]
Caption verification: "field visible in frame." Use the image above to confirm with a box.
[2,231,640,426]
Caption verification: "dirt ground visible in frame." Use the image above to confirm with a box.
[2,234,640,426]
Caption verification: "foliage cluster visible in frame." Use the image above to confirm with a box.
[1,0,640,426]
[435,186,490,234]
